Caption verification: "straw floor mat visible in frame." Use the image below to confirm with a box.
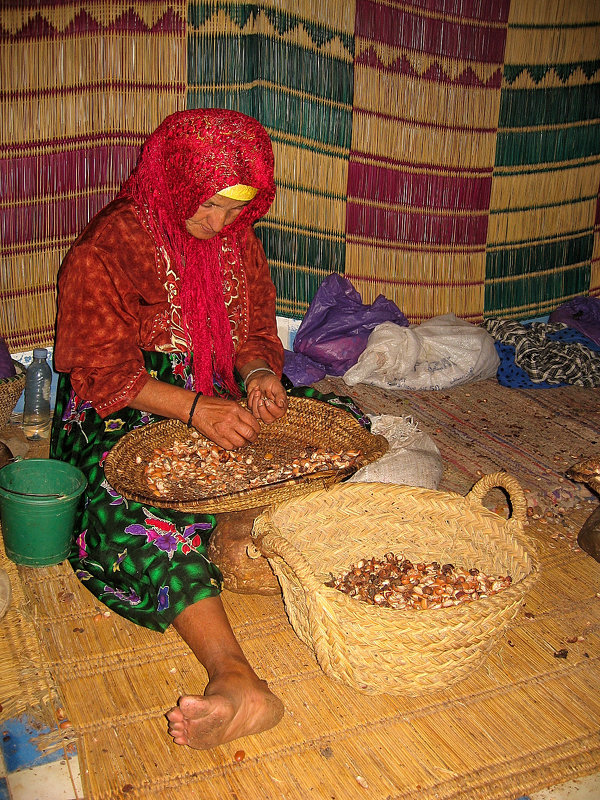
[0,381,599,800]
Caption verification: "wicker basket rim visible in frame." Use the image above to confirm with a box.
[0,360,26,385]
[260,475,528,530]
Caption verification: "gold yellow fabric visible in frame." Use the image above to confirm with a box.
[217,184,257,201]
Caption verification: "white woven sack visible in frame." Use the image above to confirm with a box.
[343,314,499,391]
[348,414,442,490]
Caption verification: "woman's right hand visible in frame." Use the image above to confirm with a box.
[191,395,261,450]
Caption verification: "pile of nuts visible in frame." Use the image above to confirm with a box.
[325,552,512,610]
[142,432,362,498]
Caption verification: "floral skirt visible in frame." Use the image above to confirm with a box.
[50,351,368,633]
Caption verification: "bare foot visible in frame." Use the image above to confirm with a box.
[165,667,284,750]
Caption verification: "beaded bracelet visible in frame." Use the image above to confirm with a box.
[243,367,276,388]
[186,391,202,428]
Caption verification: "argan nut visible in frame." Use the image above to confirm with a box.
[234,749,245,762]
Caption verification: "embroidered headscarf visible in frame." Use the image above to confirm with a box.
[119,109,276,396]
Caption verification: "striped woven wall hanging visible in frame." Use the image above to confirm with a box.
[344,0,511,324]
[185,0,355,320]
[484,0,600,320]
[0,1,186,352]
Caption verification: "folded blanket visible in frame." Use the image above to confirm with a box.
[481,319,600,388]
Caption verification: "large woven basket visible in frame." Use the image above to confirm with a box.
[0,361,26,429]
[253,474,539,695]
[104,396,389,514]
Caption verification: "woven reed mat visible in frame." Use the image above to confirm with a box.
[0,506,598,800]
[1,385,599,800]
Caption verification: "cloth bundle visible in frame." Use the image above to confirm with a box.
[0,336,15,380]
[343,314,499,391]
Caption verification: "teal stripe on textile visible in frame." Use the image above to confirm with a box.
[486,232,593,279]
[257,225,345,271]
[188,2,354,53]
[495,122,600,167]
[187,84,353,149]
[496,154,600,178]
[504,61,600,85]
[188,35,353,107]
[499,83,600,127]
[484,263,591,315]
[186,2,353,314]
[255,223,344,314]
[489,193,598,215]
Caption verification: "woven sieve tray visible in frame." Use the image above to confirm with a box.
[103,396,389,513]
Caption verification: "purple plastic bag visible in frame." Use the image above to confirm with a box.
[0,336,15,380]
[293,274,409,376]
[549,296,600,346]
[283,350,327,386]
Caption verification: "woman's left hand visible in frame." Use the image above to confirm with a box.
[246,372,288,423]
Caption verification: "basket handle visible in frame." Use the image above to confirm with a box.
[465,471,528,528]
[253,517,325,596]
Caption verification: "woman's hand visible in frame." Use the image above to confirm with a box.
[191,396,261,450]
[245,371,288,424]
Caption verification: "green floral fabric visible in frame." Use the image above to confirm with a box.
[50,351,369,633]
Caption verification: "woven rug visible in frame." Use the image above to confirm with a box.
[317,377,599,536]
[1,382,600,799]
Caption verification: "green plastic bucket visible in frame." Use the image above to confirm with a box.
[0,459,86,567]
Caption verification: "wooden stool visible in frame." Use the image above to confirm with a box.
[207,506,280,595]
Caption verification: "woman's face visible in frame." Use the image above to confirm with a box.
[185,194,250,239]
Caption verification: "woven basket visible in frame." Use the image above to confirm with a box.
[254,474,539,695]
[103,396,389,513]
[0,361,26,429]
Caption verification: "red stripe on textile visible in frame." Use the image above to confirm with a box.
[3,240,73,258]
[355,0,508,63]
[0,285,57,300]
[354,106,497,135]
[347,235,485,254]
[6,327,55,347]
[347,203,489,245]
[2,194,112,246]
[350,150,493,176]
[1,8,185,41]
[344,269,484,289]
[356,48,503,88]
[2,81,185,101]
[348,162,492,211]
[0,145,139,200]
[0,131,146,155]
[383,0,510,24]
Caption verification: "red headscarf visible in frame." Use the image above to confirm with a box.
[119,109,276,396]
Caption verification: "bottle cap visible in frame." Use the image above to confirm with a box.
[33,348,48,359]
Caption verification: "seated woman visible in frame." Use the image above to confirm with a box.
[51,108,288,750]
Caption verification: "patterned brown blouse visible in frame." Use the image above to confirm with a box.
[54,198,284,417]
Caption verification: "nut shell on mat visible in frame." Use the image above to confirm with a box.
[103,396,389,513]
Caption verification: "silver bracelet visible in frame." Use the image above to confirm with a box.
[243,367,276,387]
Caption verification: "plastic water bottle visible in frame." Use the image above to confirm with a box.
[23,348,52,440]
